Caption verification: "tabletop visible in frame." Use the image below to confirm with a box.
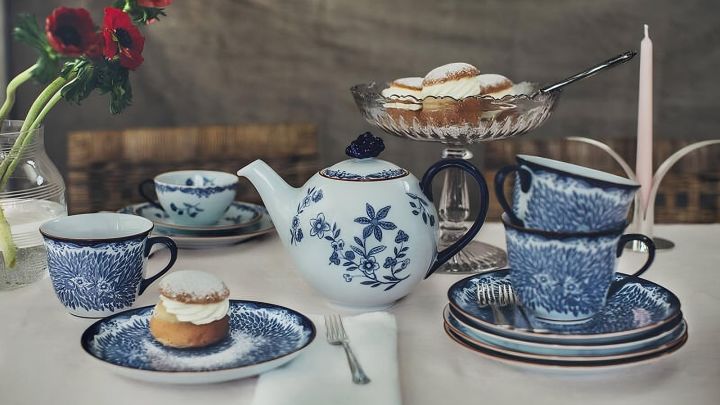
[1,222,719,405]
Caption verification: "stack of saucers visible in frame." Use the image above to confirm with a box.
[444,269,687,368]
[440,155,688,367]
[118,201,274,249]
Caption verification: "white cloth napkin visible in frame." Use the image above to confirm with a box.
[251,312,402,405]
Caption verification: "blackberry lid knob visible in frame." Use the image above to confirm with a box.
[345,132,385,159]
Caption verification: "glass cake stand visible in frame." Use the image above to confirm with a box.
[351,82,560,274]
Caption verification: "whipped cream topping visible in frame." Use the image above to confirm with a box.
[381,77,423,100]
[421,76,482,99]
[160,295,230,325]
[383,102,422,111]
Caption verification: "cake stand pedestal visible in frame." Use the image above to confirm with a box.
[436,147,507,273]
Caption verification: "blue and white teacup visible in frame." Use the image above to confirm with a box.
[502,214,656,323]
[140,170,238,226]
[495,155,640,232]
[40,213,178,318]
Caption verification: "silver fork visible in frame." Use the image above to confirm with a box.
[477,283,514,326]
[324,314,371,385]
[477,283,538,331]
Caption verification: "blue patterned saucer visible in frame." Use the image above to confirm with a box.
[444,322,688,368]
[118,201,263,235]
[81,300,315,384]
[445,305,687,358]
[448,269,682,345]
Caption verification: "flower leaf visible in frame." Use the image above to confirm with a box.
[376,206,391,220]
[378,221,397,230]
[13,14,64,84]
[60,60,98,105]
[365,203,375,219]
[362,226,373,239]
[368,245,386,255]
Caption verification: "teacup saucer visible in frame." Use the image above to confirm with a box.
[444,322,687,368]
[160,213,275,249]
[444,305,687,358]
[81,300,315,384]
[119,201,263,235]
[448,269,682,345]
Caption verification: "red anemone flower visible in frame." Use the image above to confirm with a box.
[137,0,173,7]
[45,7,98,57]
[102,7,145,70]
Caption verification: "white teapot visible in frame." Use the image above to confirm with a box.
[238,133,489,310]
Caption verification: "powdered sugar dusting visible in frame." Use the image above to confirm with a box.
[423,62,480,85]
[159,270,229,301]
[144,330,256,371]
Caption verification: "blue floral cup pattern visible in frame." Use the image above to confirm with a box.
[495,155,639,232]
[41,213,178,318]
[140,170,238,226]
[502,214,656,323]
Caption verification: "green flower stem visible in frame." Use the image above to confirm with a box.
[0,88,66,190]
[0,75,72,268]
[0,64,37,123]
[0,206,15,268]
[0,76,67,184]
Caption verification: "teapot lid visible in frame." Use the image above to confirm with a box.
[320,133,409,182]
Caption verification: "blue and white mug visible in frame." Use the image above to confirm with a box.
[495,155,639,232]
[502,214,655,323]
[140,170,238,226]
[40,213,178,318]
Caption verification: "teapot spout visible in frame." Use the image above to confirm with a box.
[237,160,297,238]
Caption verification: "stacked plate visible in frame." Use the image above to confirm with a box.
[118,201,275,248]
[445,269,688,368]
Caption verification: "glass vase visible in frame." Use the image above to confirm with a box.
[0,120,67,290]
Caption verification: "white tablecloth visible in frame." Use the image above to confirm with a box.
[1,223,719,405]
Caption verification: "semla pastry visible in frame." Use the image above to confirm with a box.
[149,270,231,348]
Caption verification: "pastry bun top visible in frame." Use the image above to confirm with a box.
[422,63,481,86]
[382,77,423,100]
[158,270,230,304]
[390,77,423,90]
[478,74,513,95]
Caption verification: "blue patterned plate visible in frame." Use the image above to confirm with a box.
[81,300,315,384]
[448,269,682,345]
[445,305,686,358]
[118,201,263,235]
[444,322,688,368]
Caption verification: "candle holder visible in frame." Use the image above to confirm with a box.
[566,137,720,251]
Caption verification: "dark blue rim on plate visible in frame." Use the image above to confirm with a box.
[447,269,682,345]
[444,322,687,368]
[80,300,316,374]
[445,305,686,356]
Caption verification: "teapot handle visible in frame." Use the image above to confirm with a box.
[420,159,489,279]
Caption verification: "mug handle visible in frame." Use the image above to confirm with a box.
[420,159,489,279]
[138,179,163,209]
[606,234,656,299]
[493,164,532,227]
[138,236,178,295]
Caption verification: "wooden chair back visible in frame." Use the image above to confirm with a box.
[67,124,318,214]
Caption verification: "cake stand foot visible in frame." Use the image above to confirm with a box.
[437,239,507,274]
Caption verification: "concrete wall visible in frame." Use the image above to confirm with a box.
[6,0,720,178]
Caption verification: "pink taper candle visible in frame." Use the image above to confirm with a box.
[636,24,653,216]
